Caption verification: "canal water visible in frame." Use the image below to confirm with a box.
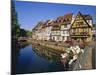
[14,43,68,74]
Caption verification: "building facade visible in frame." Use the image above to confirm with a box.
[70,12,93,42]
[51,13,74,42]
[32,12,94,42]
[92,24,96,41]
[32,22,44,40]
[43,20,54,41]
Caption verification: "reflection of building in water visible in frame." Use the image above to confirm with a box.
[32,44,62,62]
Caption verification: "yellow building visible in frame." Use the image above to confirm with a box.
[70,12,93,42]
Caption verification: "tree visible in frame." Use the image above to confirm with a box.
[20,29,32,37]
[11,1,20,38]
[26,30,32,37]
[11,1,32,39]
[20,29,27,37]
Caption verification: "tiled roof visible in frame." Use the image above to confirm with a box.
[83,15,92,20]
[51,25,60,31]
[51,13,73,27]
[71,12,93,28]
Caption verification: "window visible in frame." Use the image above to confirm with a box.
[63,31,65,34]
[87,20,90,24]
[76,22,84,27]
[58,19,61,23]
[79,28,83,32]
[71,29,74,33]
[71,29,75,35]
[53,31,55,34]
[87,20,92,25]
[64,25,67,28]
[67,18,70,21]
[64,31,66,34]
[76,16,82,20]
[62,36,64,40]
[67,25,70,28]
[84,28,88,32]
[63,19,66,22]
[73,29,76,32]
[52,37,55,40]
[57,36,60,40]
[66,31,69,34]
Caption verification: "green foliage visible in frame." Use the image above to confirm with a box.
[26,31,32,37]
[19,28,32,37]
[20,29,27,37]
[12,1,20,38]
[12,1,32,38]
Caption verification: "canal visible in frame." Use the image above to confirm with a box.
[13,42,69,74]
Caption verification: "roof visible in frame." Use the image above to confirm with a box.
[51,25,60,31]
[32,13,73,31]
[71,11,93,28]
[64,13,73,18]
[50,13,73,27]
[57,13,73,24]
[83,15,92,20]
[41,20,54,28]
[32,21,45,30]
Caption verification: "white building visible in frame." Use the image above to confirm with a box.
[32,22,44,40]
[51,13,74,42]
[32,13,75,42]
[43,20,54,41]
[51,24,62,41]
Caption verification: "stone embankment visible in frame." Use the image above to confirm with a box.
[28,40,68,53]
[28,39,96,70]
[72,41,96,70]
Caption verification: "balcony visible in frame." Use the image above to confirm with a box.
[70,32,90,37]
[71,24,88,28]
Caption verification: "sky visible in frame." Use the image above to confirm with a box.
[14,1,96,31]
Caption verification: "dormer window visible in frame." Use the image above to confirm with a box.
[67,18,70,21]
[55,20,57,23]
[63,19,66,22]
[59,20,61,22]
[64,25,67,28]
[76,22,84,27]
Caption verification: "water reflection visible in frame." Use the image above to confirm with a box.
[31,44,61,62]
[12,42,69,74]
[11,41,30,74]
